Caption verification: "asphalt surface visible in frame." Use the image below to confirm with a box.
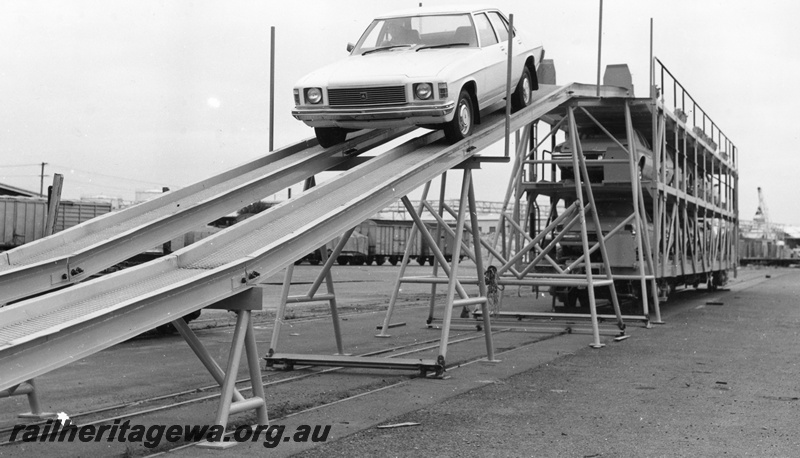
[1,266,797,457]
[292,267,800,457]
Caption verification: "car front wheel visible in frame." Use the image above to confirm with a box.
[315,127,347,148]
[511,67,533,112]
[443,89,474,143]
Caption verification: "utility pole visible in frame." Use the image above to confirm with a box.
[39,162,48,196]
[269,26,275,152]
[596,0,603,96]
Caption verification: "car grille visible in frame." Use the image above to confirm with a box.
[328,86,406,107]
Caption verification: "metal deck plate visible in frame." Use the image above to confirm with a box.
[0,269,197,347]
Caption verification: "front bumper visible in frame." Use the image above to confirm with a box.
[292,102,456,128]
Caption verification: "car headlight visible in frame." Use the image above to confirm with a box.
[414,83,433,100]
[305,88,323,105]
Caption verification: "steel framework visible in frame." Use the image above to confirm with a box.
[264,83,585,374]
[268,165,496,376]
[470,61,737,340]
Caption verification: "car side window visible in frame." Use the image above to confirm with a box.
[487,12,509,42]
[473,13,498,47]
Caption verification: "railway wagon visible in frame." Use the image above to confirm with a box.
[523,62,738,312]
[297,218,470,266]
[738,238,798,266]
[0,196,112,249]
[359,219,470,266]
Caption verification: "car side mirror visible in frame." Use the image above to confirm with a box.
[346,43,355,52]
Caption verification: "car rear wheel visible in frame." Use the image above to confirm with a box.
[443,89,474,143]
[511,67,533,112]
[315,127,347,148]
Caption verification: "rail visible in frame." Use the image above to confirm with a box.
[653,57,737,168]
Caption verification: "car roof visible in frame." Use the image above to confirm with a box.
[375,4,500,19]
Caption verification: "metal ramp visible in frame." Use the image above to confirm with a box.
[0,127,409,305]
[0,79,569,426]
[0,82,616,433]
[0,129,456,432]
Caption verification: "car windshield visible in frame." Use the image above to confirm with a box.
[353,14,477,55]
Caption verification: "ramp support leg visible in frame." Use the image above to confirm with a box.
[174,318,247,403]
[427,172,448,322]
[317,243,346,355]
[436,169,477,363]
[269,262,295,355]
[199,309,268,449]
[468,171,496,361]
[2,378,55,419]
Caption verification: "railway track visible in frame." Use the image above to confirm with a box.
[0,317,566,455]
[157,327,568,456]
[0,318,526,447]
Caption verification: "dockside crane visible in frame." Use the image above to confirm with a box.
[754,187,772,239]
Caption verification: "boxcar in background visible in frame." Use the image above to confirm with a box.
[296,218,471,266]
[0,196,112,249]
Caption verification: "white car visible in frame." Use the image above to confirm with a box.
[292,6,545,147]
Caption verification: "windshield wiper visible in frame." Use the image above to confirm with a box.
[416,43,470,52]
[361,45,413,55]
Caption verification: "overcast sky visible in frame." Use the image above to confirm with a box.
[1,1,798,224]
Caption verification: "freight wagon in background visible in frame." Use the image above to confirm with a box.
[297,218,471,266]
[0,196,112,249]
[738,238,798,266]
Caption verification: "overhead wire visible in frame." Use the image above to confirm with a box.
[48,163,169,188]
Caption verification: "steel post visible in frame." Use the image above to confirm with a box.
[468,172,496,361]
[307,227,356,297]
[504,14,514,157]
[624,103,652,321]
[428,173,448,323]
[568,108,603,348]
[437,170,472,361]
[15,378,54,419]
[173,318,246,403]
[213,310,248,430]
[319,244,345,355]
[269,262,295,354]
[244,317,269,425]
